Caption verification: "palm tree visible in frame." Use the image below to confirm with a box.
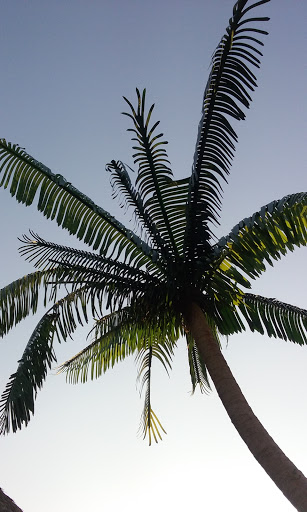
[0,0,306,509]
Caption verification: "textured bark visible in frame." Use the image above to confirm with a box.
[0,488,23,512]
[184,301,307,512]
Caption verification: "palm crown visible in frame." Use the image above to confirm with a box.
[0,0,306,477]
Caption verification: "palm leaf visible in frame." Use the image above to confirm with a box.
[0,312,58,434]
[211,297,247,336]
[186,333,211,394]
[60,309,176,444]
[0,285,94,434]
[153,177,190,256]
[0,139,158,268]
[60,302,180,387]
[214,192,307,280]
[106,160,173,261]
[58,308,142,383]
[19,232,158,285]
[18,232,162,312]
[136,341,173,445]
[240,293,307,345]
[185,0,270,261]
[0,271,48,337]
[210,292,307,345]
[0,264,97,340]
[123,89,189,257]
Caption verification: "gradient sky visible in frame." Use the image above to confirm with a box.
[1,1,306,511]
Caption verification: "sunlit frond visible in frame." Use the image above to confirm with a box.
[213,192,307,280]
[136,341,173,445]
[58,308,140,383]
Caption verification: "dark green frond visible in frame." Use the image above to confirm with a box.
[0,139,158,268]
[0,260,94,342]
[0,286,92,434]
[106,160,173,261]
[0,271,47,337]
[19,232,158,285]
[211,298,247,336]
[50,288,90,342]
[186,333,211,394]
[240,294,307,345]
[155,177,190,256]
[185,0,270,260]
[209,291,307,345]
[214,192,307,280]
[123,89,182,257]
[0,313,58,434]
[19,232,160,311]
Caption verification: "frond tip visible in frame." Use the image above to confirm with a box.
[136,342,173,444]
[140,406,167,446]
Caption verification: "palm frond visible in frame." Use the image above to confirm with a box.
[18,232,161,311]
[0,271,47,337]
[106,160,173,261]
[240,294,307,345]
[185,0,270,261]
[123,89,187,257]
[58,308,140,383]
[0,312,58,434]
[0,286,92,434]
[19,232,158,286]
[136,341,173,445]
[186,333,211,394]
[210,291,307,345]
[213,192,307,280]
[0,261,98,341]
[211,298,247,336]
[155,177,190,256]
[0,139,158,268]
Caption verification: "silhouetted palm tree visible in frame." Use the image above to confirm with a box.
[0,0,307,509]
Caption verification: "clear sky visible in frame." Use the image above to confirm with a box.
[0,1,306,511]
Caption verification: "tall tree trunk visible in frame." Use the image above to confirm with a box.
[184,301,307,512]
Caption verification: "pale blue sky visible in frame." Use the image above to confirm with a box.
[0,1,306,511]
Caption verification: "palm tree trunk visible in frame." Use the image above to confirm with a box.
[184,301,307,511]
